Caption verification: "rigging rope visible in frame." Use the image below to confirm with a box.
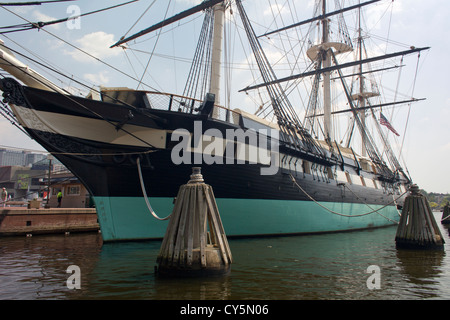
[0,66,159,152]
[0,1,139,34]
[136,157,171,221]
[0,0,139,34]
[182,7,214,106]
[50,150,155,157]
[0,6,158,92]
[0,0,75,6]
[398,52,421,161]
[119,0,157,41]
[0,95,30,136]
[136,0,172,90]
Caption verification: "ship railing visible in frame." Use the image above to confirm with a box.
[144,90,241,125]
[99,87,278,131]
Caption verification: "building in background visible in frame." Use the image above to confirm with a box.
[0,165,46,201]
[0,147,92,208]
[45,172,93,208]
[0,148,47,167]
[0,148,26,166]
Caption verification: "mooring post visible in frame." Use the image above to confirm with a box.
[156,167,232,277]
[441,203,450,225]
[395,184,445,250]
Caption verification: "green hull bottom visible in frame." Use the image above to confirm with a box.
[93,196,400,242]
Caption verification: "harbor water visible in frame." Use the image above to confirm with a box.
[1,212,449,301]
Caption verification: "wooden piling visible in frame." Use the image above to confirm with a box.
[441,204,450,225]
[156,167,232,277]
[395,184,444,249]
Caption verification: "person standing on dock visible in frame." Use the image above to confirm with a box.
[57,191,62,208]
[1,188,7,207]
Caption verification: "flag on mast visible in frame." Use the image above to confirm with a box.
[380,112,400,136]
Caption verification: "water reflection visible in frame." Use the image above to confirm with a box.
[395,249,445,299]
[154,276,233,300]
[0,233,102,300]
[0,214,449,300]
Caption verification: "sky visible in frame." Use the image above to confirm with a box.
[0,0,449,193]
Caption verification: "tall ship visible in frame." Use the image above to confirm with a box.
[0,0,428,242]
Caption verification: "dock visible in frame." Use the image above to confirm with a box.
[0,207,99,236]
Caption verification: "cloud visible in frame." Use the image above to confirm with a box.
[83,71,110,85]
[32,10,60,30]
[263,3,290,17]
[441,142,450,152]
[175,0,202,4]
[446,98,450,108]
[365,0,403,31]
[65,31,121,63]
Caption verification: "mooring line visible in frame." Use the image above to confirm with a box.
[136,157,171,221]
[289,173,405,223]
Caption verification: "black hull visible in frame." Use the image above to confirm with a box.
[0,79,405,204]
[0,79,405,241]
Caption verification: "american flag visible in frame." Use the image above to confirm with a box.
[380,112,400,136]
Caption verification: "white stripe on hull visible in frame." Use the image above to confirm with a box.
[10,104,274,165]
[10,104,167,148]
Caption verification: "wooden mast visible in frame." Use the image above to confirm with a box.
[111,0,224,48]
[240,46,429,92]
[210,3,225,118]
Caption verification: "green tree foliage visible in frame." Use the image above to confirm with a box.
[421,189,450,210]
